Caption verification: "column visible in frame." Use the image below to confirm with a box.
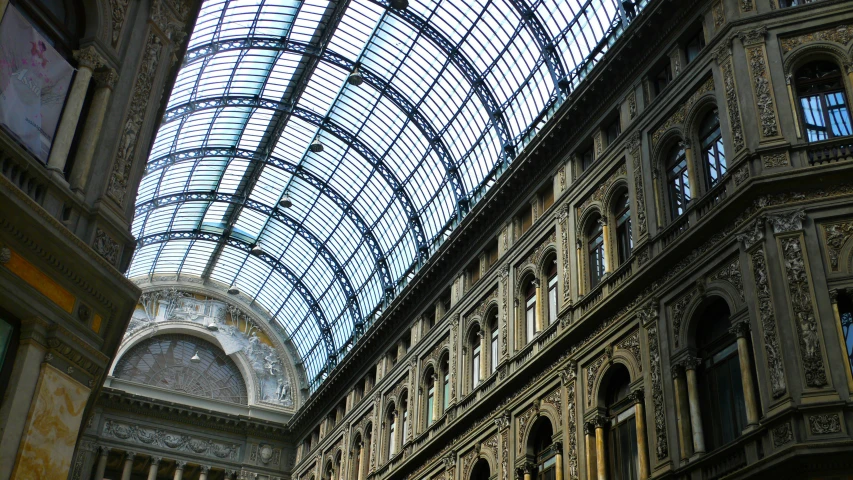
[594,416,608,480]
[70,69,117,192]
[830,289,853,392]
[94,447,109,480]
[478,330,488,381]
[683,357,705,454]
[630,390,651,480]
[671,365,693,460]
[147,457,161,480]
[652,168,664,228]
[432,374,441,420]
[730,321,760,427]
[523,462,534,480]
[681,141,701,200]
[357,441,366,480]
[47,46,103,175]
[120,451,135,480]
[575,240,584,296]
[584,421,597,480]
[199,465,210,480]
[554,441,564,480]
[390,409,399,456]
[174,460,186,480]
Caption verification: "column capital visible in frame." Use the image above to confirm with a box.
[737,26,767,46]
[628,388,644,404]
[584,420,597,435]
[594,415,609,429]
[728,320,750,338]
[150,456,162,465]
[766,210,806,234]
[671,363,684,379]
[200,465,211,473]
[94,69,119,90]
[125,451,136,460]
[678,139,691,150]
[477,329,486,339]
[74,46,105,70]
[681,356,701,371]
[175,460,187,470]
[523,462,537,474]
[552,440,563,453]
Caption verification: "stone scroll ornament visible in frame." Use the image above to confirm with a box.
[130,289,295,406]
[102,420,240,460]
[740,28,781,140]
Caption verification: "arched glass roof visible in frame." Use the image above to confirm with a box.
[130,0,649,391]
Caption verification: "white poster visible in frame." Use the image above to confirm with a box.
[0,6,74,163]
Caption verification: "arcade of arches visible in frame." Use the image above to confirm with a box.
[1,0,853,480]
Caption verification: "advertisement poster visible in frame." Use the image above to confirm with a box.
[0,6,74,163]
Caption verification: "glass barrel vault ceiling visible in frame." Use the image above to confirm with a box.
[130,0,649,391]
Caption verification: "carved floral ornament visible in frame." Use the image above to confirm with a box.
[102,419,240,460]
[576,163,628,226]
[821,220,853,272]
[781,24,853,54]
[515,231,557,281]
[651,76,716,148]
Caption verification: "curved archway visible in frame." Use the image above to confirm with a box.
[470,458,491,480]
[525,416,556,479]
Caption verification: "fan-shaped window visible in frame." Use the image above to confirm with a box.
[795,61,852,142]
[114,334,248,405]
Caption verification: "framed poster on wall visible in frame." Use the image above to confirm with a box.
[0,4,74,163]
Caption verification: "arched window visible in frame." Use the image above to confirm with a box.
[471,325,482,388]
[587,218,606,288]
[546,257,559,325]
[795,60,852,142]
[324,460,334,480]
[351,434,364,480]
[606,366,639,480]
[489,312,499,375]
[525,278,538,342]
[470,458,491,480]
[699,111,726,188]
[613,191,632,265]
[424,366,436,426]
[527,418,556,480]
[114,334,248,405]
[666,143,691,218]
[386,405,397,458]
[697,299,747,451]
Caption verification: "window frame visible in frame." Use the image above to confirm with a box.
[614,192,633,266]
[588,220,606,288]
[795,61,853,142]
[666,143,691,219]
[698,110,727,189]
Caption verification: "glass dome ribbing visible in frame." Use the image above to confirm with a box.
[129,0,648,391]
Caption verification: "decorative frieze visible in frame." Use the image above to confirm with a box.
[781,24,853,54]
[749,247,787,398]
[543,388,562,425]
[733,162,750,186]
[762,152,790,168]
[516,231,557,280]
[713,1,725,28]
[516,404,538,454]
[646,323,668,460]
[711,257,745,301]
[739,0,753,12]
[822,221,853,271]
[779,236,828,388]
[808,414,841,435]
[651,76,715,147]
[670,288,696,349]
[616,329,642,371]
[102,419,241,460]
[768,210,805,234]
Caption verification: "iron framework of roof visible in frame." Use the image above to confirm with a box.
[130,0,650,391]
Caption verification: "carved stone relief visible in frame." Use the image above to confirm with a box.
[740,28,780,139]
[109,0,129,46]
[651,76,715,147]
[808,414,841,435]
[516,231,557,281]
[558,207,573,304]
[779,236,828,387]
[516,403,538,454]
[646,323,668,460]
[739,0,753,12]
[733,163,750,186]
[616,329,642,371]
[762,152,789,168]
[628,90,637,119]
[500,266,509,359]
[585,353,607,407]
[102,419,240,460]
[107,31,164,205]
[130,288,295,406]
[670,288,696,349]
[718,56,746,153]
[543,388,562,425]
[93,228,120,266]
[711,257,745,301]
[576,163,628,224]
[565,374,578,478]
[772,422,793,447]
[822,221,853,272]
[749,247,787,398]
[713,1,725,28]
[780,24,853,53]
[628,132,649,237]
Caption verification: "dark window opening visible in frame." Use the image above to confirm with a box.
[588,218,606,288]
[666,143,691,218]
[614,192,633,265]
[699,110,727,188]
[652,64,673,96]
[685,30,706,64]
[581,146,595,172]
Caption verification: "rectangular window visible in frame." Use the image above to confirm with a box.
[427,387,435,425]
[800,92,853,142]
[519,207,533,235]
[388,421,396,456]
[540,185,555,211]
[580,147,595,171]
[609,407,639,480]
[548,275,558,325]
[443,372,450,410]
[605,118,621,146]
[685,30,705,63]
[526,295,536,342]
[653,64,672,96]
[589,233,606,288]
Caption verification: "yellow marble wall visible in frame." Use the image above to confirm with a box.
[10,363,90,479]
